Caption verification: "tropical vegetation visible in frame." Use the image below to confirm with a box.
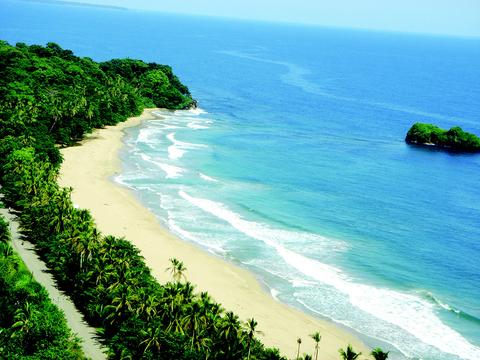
[371,347,389,360]
[310,332,321,360]
[405,122,480,152]
[0,40,390,359]
[0,41,283,359]
[0,214,86,359]
[339,344,361,360]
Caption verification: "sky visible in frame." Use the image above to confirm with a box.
[62,0,480,37]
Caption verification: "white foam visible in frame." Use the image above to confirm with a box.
[159,163,184,179]
[178,190,480,360]
[140,154,185,178]
[270,288,280,301]
[113,174,136,189]
[188,107,207,116]
[167,216,226,254]
[137,128,155,143]
[438,301,461,314]
[290,278,318,288]
[187,122,210,130]
[160,124,181,130]
[166,132,207,160]
[199,172,218,182]
[178,190,345,251]
[172,107,207,116]
[425,292,461,314]
[168,145,186,160]
[277,243,480,360]
[166,132,207,149]
[168,217,197,241]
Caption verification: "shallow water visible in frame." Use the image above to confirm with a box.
[1,1,479,358]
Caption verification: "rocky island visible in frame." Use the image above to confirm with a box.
[405,122,480,152]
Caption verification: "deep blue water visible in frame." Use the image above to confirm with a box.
[1,1,479,359]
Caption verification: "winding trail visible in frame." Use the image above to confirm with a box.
[0,206,107,360]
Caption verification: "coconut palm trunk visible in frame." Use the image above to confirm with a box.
[310,332,321,360]
[296,337,302,359]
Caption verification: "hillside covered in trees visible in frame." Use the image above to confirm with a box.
[0,41,286,359]
[0,41,386,359]
[0,215,87,359]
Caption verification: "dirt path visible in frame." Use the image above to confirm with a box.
[0,207,107,360]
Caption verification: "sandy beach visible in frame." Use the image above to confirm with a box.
[58,109,370,359]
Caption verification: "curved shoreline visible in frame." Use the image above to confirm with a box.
[58,108,370,358]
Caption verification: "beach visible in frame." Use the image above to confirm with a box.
[58,108,369,359]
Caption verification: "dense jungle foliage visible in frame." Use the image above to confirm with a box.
[405,122,480,152]
[0,215,86,359]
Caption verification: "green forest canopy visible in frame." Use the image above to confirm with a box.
[0,215,87,359]
[405,122,480,152]
[0,40,194,152]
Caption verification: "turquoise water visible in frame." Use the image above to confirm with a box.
[1,1,479,359]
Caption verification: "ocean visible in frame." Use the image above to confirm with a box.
[1,1,479,359]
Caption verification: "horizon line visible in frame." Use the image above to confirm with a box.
[16,0,480,39]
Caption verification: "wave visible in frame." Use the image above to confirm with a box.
[167,216,226,254]
[174,107,207,116]
[199,172,218,182]
[178,189,480,360]
[113,174,137,190]
[178,190,347,252]
[167,144,186,161]
[166,132,207,160]
[421,291,480,326]
[139,154,185,178]
[281,250,480,359]
[166,132,207,149]
[422,291,462,314]
[136,128,158,144]
[270,288,280,301]
[187,121,210,130]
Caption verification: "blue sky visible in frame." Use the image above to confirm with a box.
[64,0,480,37]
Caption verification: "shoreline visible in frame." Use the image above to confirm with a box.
[58,108,370,358]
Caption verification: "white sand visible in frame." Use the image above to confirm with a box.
[58,109,370,359]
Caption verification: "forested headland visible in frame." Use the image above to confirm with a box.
[0,41,285,359]
[0,41,387,359]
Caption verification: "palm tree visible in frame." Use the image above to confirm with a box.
[104,283,138,327]
[136,290,160,321]
[339,344,361,360]
[11,301,34,337]
[179,281,195,301]
[166,258,187,282]
[140,323,164,354]
[296,337,302,360]
[48,189,74,233]
[310,331,321,360]
[220,311,241,355]
[371,347,389,360]
[245,318,263,360]
[181,301,203,349]
[0,216,11,243]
